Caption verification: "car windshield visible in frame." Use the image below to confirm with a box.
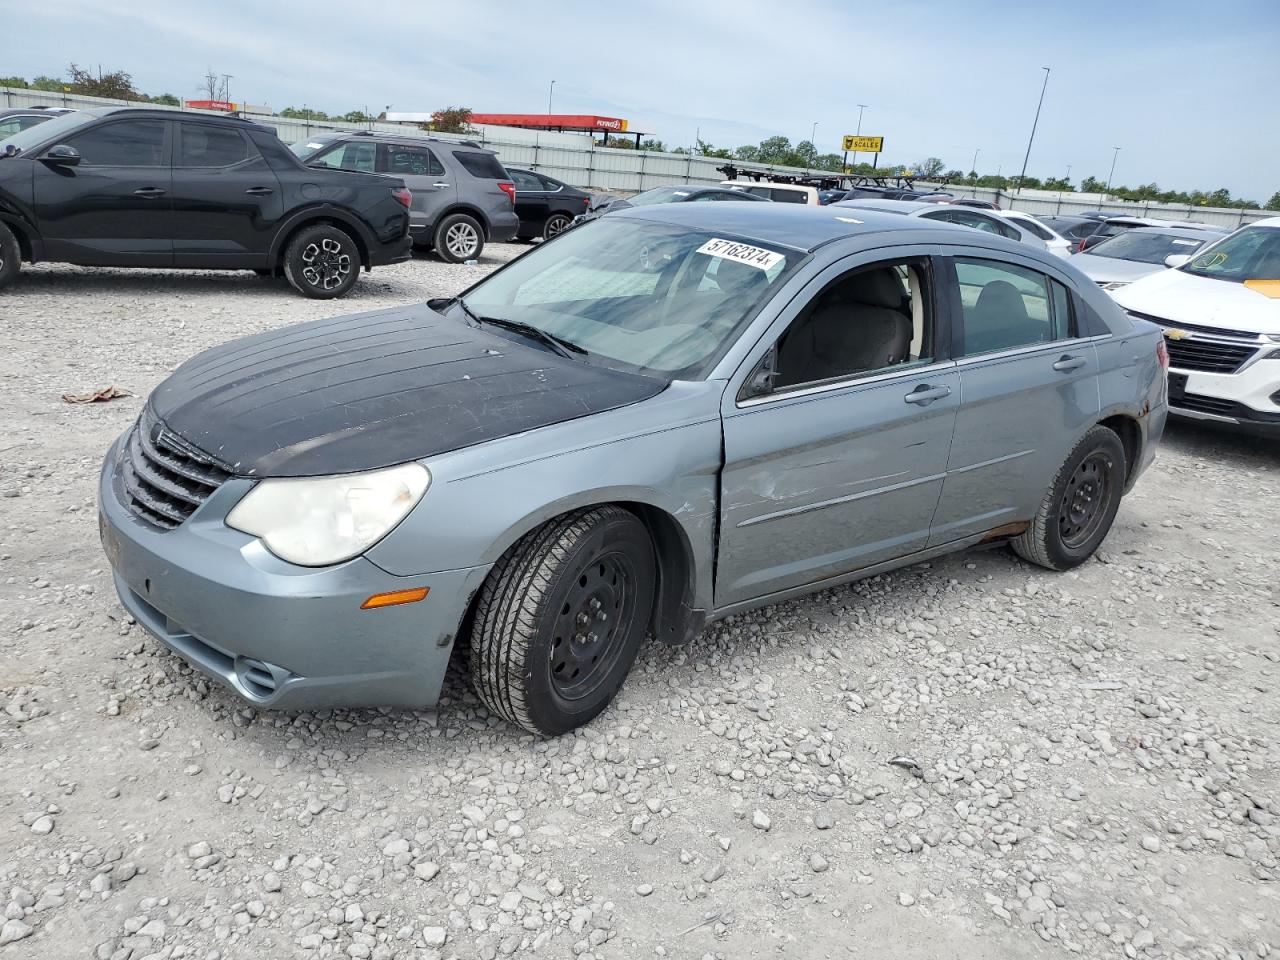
[459,218,803,377]
[0,110,93,154]
[1183,227,1280,283]
[288,136,338,160]
[626,186,694,206]
[1088,230,1209,264]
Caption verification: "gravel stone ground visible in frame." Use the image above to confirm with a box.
[1,249,1278,960]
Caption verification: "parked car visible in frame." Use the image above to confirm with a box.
[834,198,1048,249]
[0,106,74,139]
[817,189,849,205]
[1113,218,1280,435]
[1070,226,1224,290]
[721,180,820,204]
[0,107,411,298]
[999,210,1073,258]
[576,185,768,224]
[98,202,1166,735]
[1041,215,1108,246]
[1077,216,1210,253]
[505,167,591,240]
[950,197,1001,210]
[291,131,516,262]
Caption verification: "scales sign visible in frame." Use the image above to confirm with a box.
[841,135,884,153]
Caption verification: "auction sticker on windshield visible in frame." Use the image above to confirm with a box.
[696,238,784,271]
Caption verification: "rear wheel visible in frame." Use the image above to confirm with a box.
[433,213,483,263]
[470,506,656,736]
[1013,425,1126,571]
[282,224,360,299]
[0,222,20,290]
[542,213,572,240]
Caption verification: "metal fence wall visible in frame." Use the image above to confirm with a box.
[5,86,1272,228]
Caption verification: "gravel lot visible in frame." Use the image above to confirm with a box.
[2,250,1278,960]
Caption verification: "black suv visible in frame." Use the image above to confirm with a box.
[0,107,412,298]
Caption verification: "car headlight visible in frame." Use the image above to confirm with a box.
[1101,281,1130,291]
[226,463,430,567]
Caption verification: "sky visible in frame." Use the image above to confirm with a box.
[4,0,1279,201]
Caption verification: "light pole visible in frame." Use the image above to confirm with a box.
[810,121,818,145]
[547,80,555,115]
[1104,146,1121,198]
[851,103,868,168]
[970,148,980,178]
[1016,66,1050,194]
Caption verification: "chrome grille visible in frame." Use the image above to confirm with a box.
[121,414,230,529]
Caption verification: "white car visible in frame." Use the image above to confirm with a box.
[721,180,821,205]
[999,210,1072,258]
[1112,218,1280,435]
[1069,226,1225,291]
[834,198,1049,250]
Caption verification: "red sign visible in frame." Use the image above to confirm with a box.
[185,100,237,112]
[469,113,629,133]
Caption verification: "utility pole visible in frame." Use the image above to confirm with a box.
[547,80,555,115]
[1104,146,1121,198]
[971,147,980,178]
[1016,66,1050,194]
[851,103,868,168]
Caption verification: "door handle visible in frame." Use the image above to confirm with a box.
[1052,354,1087,372]
[904,384,952,405]
[432,182,450,187]
[132,187,166,197]
[244,186,274,195]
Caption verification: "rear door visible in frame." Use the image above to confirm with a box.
[509,169,549,233]
[33,117,173,266]
[717,247,959,607]
[170,121,283,267]
[928,249,1101,545]
[378,141,453,241]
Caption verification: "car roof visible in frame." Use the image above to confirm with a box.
[835,198,942,215]
[1113,225,1228,241]
[294,129,499,154]
[1247,217,1280,229]
[65,105,277,134]
[721,180,817,193]
[610,201,973,253]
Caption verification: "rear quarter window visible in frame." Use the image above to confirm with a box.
[453,152,508,179]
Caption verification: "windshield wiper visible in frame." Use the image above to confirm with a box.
[454,300,586,359]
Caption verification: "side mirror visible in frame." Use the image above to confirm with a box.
[41,144,81,167]
[1164,254,1191,269]
[740,347,778,401]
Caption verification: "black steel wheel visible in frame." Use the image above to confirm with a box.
[1013,425,1126,571]
[470,506,656,735]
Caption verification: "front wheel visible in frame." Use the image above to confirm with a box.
[1013,425,1127,571]
[433,213,484,263]
[282,224,360,299]
[0,222,21,290]
[542,213,572,240]
[470,506,656,736]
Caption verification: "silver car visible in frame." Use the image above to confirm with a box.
[99,203,1168,735]
[835,197,1050,249]
[1068,226,1226,292]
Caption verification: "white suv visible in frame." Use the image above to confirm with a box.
[720,180,820,205]
[1112,218,1280,435]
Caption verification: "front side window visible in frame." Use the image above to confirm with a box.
[461,219,802,376]
[1183,227,1280,282]
[309,141,376,172]
[0,118,25,138]
[67,119,166,166]
[954,258,1071,356]
[177,124,249,167]
[381,143,444,177]
[772,259,935,390]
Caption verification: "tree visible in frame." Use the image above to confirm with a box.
[695,138,733,159]
[280,106,330,121]
[152,93,180,106]
[429,107,474,134]
[913,157,945,179]
[67,64,140,99]
[755,136,793,164]
[1080,176,1105,194]
[0,76,27,88]
[340,110,373,124]
[1042,176,1072,191]
[734,145,760,162]
[200,69,229,102]
[638,138,666,152]
[1265,192,1280,212]
[30,76,64,92]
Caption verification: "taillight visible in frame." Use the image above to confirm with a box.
[498,181,516,206]
[1078,238,1087,253]
[391,187,412,209]
[583,196,591,206]
[1156,338,1170,370]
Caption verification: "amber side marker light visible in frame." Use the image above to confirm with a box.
[360,587,430,610]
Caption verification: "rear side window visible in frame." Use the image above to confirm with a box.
[954,258,1066,356]
[177,124,249,167]
[381,143,444,177]
[453,151,507,179]
[536,174,562,191]
[1016,218,1054,241]
[67,120,166,166]
[509,169,543,191]
[769,188,806,204]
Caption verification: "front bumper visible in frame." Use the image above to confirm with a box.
[98,434,488,710]
[1168,360,1280,436]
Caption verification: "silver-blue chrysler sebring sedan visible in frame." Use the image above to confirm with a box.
[99,202,1168,735]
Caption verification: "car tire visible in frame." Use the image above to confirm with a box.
[1012,425,1126,571]
[282,224,360,299]
[542,213,572,241]
[470,506,657,736]
[433,213,484,263]
[0,222,21,290]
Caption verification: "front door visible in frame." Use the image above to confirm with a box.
[928,251,1102,544]
[34,117,173,266]
[170,121,283,268]
[717,250,959,607]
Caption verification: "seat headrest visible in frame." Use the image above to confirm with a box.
[847,268,905,309]
[975,280,1025,313]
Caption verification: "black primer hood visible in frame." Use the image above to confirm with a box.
[149,303,665,477]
